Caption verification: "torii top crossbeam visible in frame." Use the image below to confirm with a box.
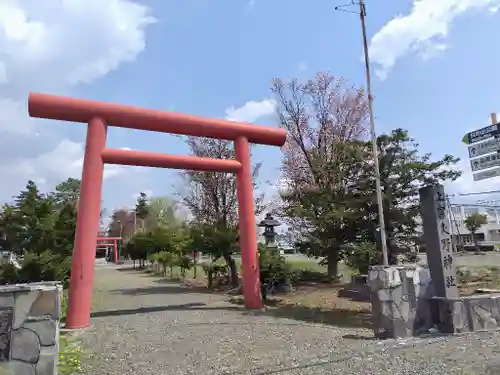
[28,93,286,146]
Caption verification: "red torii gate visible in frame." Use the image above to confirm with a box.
[96,236,121,264]
[28,92,286,329]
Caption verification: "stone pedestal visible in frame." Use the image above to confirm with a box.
[0,282,62,375]
[432,293,500,333]
[368,265,434,338]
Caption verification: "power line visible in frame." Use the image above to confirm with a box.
[449,203,500,208]
[448,189,500,197]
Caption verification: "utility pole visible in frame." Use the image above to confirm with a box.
[336,0,389,265]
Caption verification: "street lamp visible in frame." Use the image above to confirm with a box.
[277,178,292,198]
[130,209,137,234]
[117,220,124,238]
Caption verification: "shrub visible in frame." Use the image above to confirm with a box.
[177,255,193,278]
[401,250,419,263]
[201,263,229,288]
[296,269,327,282]
[0,251,71,288]
[344,242,378,275]
[156,251,175,276]
[258,247,293,299]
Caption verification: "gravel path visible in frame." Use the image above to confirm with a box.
[80,267,500,375]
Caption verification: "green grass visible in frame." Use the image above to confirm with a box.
[185,257,349,280]
[59,289,96,374]
[58,335,85,374]
[61,289,68,321]
[149,256,352,283]
[148,264,206,280]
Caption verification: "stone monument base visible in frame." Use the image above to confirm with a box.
[368,265,434,339]
[432,293,500,333]
[0,282,62,375]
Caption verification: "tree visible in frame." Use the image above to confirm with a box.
[108,209,136,240]
[272,72,369,278]
[52,178,81,206]
[145,196,181,230]
[51,177,106,226]
[178,137,263,287]
[52,202,77,257]
[0,179,79,286]
[354,129,461,263]
[464,212,488,248]
[0,181,56,255]
[122,232,156,268]
[135,192,149,232]
[272,73,462,275]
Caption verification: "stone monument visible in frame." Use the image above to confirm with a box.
[366,183,459,339]
[419,184,459,299]
[0,282,62,375]
[368,183,500,338]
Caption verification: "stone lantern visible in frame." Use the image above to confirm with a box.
[258,213,281,248]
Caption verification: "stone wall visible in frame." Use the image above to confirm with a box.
[433,293,500,333]
[368,265,500,338]
[368,265,434,338]
[0,282,62,375]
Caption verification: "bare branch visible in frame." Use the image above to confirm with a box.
[178,137,263,227]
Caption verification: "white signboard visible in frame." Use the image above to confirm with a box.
[468,138,500,158]
[470,153,500,172]
[463,124,500,144]
[473,167,500,181]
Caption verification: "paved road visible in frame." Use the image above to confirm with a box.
[81,266,500,374]
[418,253,500,268]
[217,252,500,268]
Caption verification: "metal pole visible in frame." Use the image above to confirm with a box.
[359,0,389,265]
[132,210,137,234]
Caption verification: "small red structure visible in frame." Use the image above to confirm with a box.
[28,92,286,329]
[96,236,121,264]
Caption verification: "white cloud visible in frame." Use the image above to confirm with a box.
[0,0,155,91]
[369,0,500,80]
[224,99,277,123]
[0,140,140,198]
[0,0,155,200]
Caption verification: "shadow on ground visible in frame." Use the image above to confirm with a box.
[116,267,150,273]
[90,302,244,318]
[229,298,372,329]
[112,269,372,329]
[251,304,371,329]
[111,280,219,296]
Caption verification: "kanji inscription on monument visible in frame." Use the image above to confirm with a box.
[419,184,459,299]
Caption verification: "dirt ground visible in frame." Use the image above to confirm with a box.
[143,262,500,332]
[178,275,373,330]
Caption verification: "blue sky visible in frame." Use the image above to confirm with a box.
[1,0,500,213]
